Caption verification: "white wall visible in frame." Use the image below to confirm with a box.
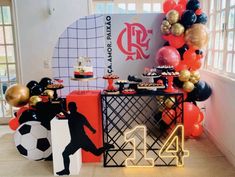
[200,70,235,166]
[14,0,89,84]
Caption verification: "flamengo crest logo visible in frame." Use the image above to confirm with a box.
[117,23,153,61]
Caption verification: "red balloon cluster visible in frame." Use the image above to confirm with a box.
[183,102,204,137]
[157,0,211,138]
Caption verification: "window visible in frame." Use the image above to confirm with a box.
[0,0,18,123]
[92,0,163,14]
[206,0,235,78]
[143,3,151,13]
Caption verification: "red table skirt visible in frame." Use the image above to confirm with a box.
[66,90,102,163]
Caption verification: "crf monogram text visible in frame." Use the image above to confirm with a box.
[117,23,153,61]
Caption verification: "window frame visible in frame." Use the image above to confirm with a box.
[205,0,235,79]
[0,0,21,124]
[91,0,163,14]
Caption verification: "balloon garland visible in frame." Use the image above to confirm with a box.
[158,0,212,138]
[6,77,65,131]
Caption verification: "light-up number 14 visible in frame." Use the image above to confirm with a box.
[124,124,189,167]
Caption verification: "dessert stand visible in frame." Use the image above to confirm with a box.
[71,77,97,93]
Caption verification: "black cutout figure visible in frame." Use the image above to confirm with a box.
[56,102,114,176]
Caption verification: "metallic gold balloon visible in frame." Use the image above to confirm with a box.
[164,97,176,109]
[166,10,180,24]
[156,96,164,101]
[29,96,42,106]
[183,81,195,93]
[162,20,171,27]
[5,84,30,107]
[185,24,209,49]
[43,89,54,99]
[171,23,185,36]
[159,104,165,112]
[189,77,199,84]
[179,70,191,82]
[161,24,171,35]
[191,71,200,80]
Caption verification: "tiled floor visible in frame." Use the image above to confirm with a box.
[0,125,235,177]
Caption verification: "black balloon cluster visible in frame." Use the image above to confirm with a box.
[181,0,207,29]
[15,77,66,130]
[27,77,52,96]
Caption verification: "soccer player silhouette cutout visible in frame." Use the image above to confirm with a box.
[56,102,114,176]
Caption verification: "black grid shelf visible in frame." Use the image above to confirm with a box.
[101,92,184,167]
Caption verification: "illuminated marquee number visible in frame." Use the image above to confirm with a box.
[124,125,154,167]
[159,125,190,167]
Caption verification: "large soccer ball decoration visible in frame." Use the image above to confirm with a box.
[14,121,51,161]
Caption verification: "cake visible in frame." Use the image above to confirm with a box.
[74,66,93,78]
[74,57,93,78]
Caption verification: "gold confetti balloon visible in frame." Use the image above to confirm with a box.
[185,24,209,49]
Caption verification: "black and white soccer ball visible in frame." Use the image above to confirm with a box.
[14,121,52,161]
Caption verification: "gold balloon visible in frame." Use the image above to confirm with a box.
[43,90,54,99]
[164,97,176,109]
[185,24,209,49]
[189,77,199,84]
[166,10,180,24]
[5,84,30,107]
[171,23,185,36]
[161,24,171,35]
[179,70,191,82]
[29,96,42,106]
[162,20,171,27]
[156,96,164,101]
[159,104,165,112]
[183,81,195,93]
[191,71,200,80]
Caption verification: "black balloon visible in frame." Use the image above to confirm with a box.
[39,77,52,89]
[186,0,200,11]
[181,10,197,28]
[26,80,39,90]
[177,44,189,58]
[36,99,66,130]
[187,81,212,102]
[30,85,44,96]
[196,13,208,24]
[174,77,184,88]
[19,110,39,124]
[163,42,170,46]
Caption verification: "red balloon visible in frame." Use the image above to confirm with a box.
[162,109,176,125]
[155,46,181,67]
[175,61,188,71]
[191,59,202,70]
[173,4,185,16]
[163,35,185,49]
[191,124,203,137]
[183,48,196,62]
[16,106,29,119]
[178,0,187,9]
[195,9,203,15]
[183,102,200,137]
[197,111,204,123]
[163,0,177,14]
[9,117,19,131]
